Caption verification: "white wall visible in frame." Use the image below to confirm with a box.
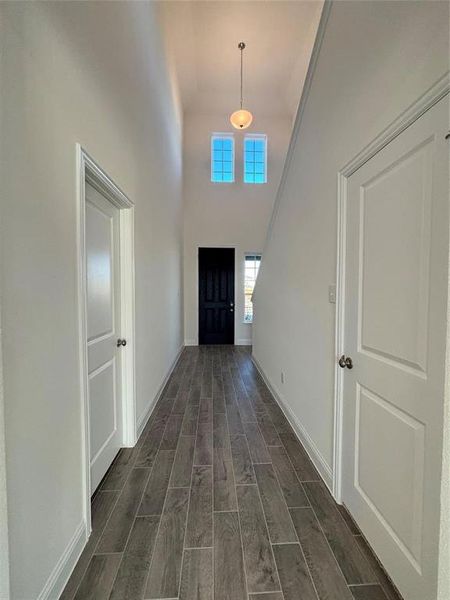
[0,2,183,598]
[183,113,291,345]
[0,309,9,600]
[253,0,449,479]
[0,16,10,597]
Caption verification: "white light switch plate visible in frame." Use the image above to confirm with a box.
[328,285,336,304]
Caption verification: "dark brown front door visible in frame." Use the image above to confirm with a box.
[198,248,235,345]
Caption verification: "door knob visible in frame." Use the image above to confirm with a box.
[117,339,127,347]
[339,355,353,369]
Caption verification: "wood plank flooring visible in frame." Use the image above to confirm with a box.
[61,345,403,600]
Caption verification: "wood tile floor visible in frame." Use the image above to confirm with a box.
[61,345,403,600]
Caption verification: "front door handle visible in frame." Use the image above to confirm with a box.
[338,355,353,369]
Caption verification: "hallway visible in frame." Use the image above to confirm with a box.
[62,346,402,600]
[1,2,449,598]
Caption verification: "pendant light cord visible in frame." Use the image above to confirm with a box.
[240,45,243,109]
[230,41,252,129]
[238,41,245,109]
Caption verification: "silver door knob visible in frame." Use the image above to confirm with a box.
[117,339,127,347]
[339,355,353,369]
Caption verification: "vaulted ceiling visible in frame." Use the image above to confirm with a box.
[159,1,323,120]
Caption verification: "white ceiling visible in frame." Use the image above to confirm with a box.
[159,1,323,119]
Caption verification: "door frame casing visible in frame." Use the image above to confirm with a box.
[333,73,450,503]
[76,145,136,533]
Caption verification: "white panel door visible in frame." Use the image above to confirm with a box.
[86,182,123,493]
[341,97,448,600]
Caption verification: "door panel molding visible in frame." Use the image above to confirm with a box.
[354,383,425,573]
[357,137,433,377]
[334,71,449,503]
[76,145,135,536]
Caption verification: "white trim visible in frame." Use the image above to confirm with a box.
[252,355,333,491]
[119,208,136,447]
[184,339,197,347]
[76,145,136,535]
[333,72,450,502]
[136,345,184,438]
[340,72,450,178]
[333,169,347,503]
[37,520,87,600]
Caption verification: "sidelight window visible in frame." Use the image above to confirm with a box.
[244,254,261,323]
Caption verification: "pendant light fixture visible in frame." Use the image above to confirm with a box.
[230,42,253,130]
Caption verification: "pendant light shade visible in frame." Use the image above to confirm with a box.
[230,42,253,130]
[230,109,253,130]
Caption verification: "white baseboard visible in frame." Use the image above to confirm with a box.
[37,520,87,600]
[236,339,252,346]
[184,339,197,346]
[136,345,184,438]
[251,354,333,492]
[41,347,184,599]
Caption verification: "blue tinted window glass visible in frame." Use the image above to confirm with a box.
[211,136,234,182]
[244,136,266,184]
